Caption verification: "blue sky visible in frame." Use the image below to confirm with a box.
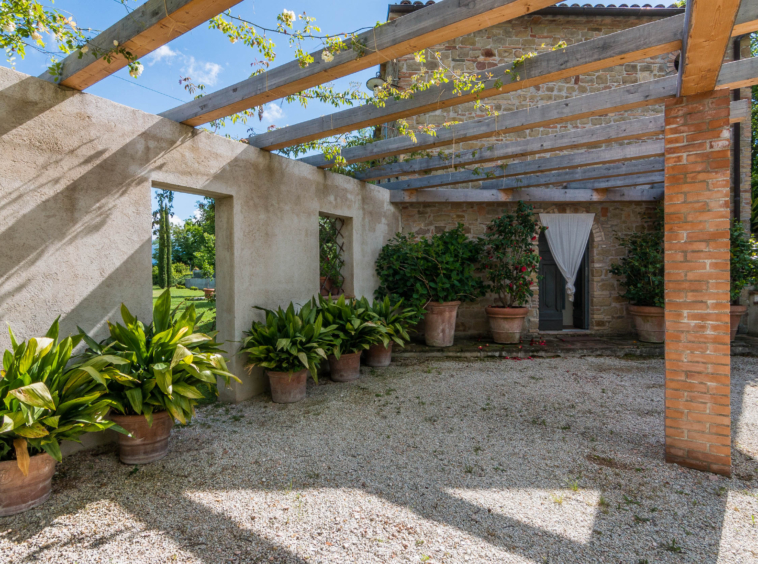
[8,0,397,220]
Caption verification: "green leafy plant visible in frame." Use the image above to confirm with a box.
[479,202,545,307]
[0,319,128,473]
[610,208,664,308]
[730,221,758,303]
[240,301,334,379]
[78,290,239,425]
[355,296,418,347]
[375,224,486,308]
[315,295,386,358]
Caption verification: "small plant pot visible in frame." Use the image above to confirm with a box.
[329,352,362,382]
[424,301,461,347]
[267,369,308,403]
[0,453,57,517]
[319,277,333,297]
[109,411,174,465]
[204,288,216,299]
[365,342,393,367]
[629,305,665,343]
[730,304,747,342]
[485,307,529,344]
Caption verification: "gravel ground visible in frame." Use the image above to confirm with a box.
[2,356,757,564]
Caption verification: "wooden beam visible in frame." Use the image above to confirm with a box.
[158,0,559,126]
[391,186,664,203]
[733,0,758,35]
[678,0,741,97]
[473,159,664,191]
[717,56,758,89]
[38,0,242,90]
[251,14,684,151]
[730,98,751,123]
[303,77,678,169]
[358,115,665,181]
[380,142,665,191]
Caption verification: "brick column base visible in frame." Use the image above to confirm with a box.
[664,89,732,477]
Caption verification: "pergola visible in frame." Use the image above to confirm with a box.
[34,0,758,476]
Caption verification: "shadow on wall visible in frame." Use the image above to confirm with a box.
[0,75,70,138]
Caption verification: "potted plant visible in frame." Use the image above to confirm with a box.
[240,302,334,403]
[376,224,486,347]
[78,290,239,464]
[0,319,127,516]
[610,208,665,343]
[479,202,545,343]
[729,223,758,341]
[356,296,419,367]
[315,295,385,381]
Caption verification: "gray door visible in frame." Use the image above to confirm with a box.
[538,233,565,331]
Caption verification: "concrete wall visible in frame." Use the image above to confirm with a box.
[0,66,401,401]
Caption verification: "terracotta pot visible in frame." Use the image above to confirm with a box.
[328,352,362,382]
[485,307,529,344]
[319,276,333,297]
[730,304,747,342]
[424,301,461,347]
[204,288,215,299]
[629,305,665,343]
[109,411,174,465]
[267,369,308,403]
[365,342,393,367]
[0,453,56,517]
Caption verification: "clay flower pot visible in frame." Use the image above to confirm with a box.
[730,304,747,342]
[365,342,393,367]
[267,369,308,403]
[0,453,56,517]
[424,301,461,347]
[485,307,529,344]
[328,352,362,382]
[109,411,174,465]
[319,276,333,297]
[203,288,216,299]
[629,305,665,343]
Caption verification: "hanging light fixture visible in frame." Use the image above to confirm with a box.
[366,71,386,93]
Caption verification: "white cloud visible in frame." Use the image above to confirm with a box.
[261,103,285,123]
[147,45,179,66]
[183,56,223,86]
[169,215,184,227]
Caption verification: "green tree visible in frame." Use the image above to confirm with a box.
[171,221,205,268]
[195,233,216,280]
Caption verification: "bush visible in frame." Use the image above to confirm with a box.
[479,202,545,307]
[190,286,199,291]
[376,224,486,308]
[315,295,386,357]
[171,262,191,286]
[152,265,160,286]
[609,207,664,308]
[730,222,758,303]
[356,296,419,347]
[175,283,185,289]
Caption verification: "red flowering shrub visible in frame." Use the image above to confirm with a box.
[479,201,546,307]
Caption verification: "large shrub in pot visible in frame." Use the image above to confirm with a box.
[79,290,239,425]
[375,224,486,307]
[1,319,127,470]
[314,295,386,358]
[479,202,545,308]
[730,222,758,303]
[609,208,664,308]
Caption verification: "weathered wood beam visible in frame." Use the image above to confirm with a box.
[471,159,664,191]
[251,14,684,151]
[158,0,559,126]
[716,56,758,89]
[380,142,665,191]
[678,0,741,97]
[730,98,751,123]
[38,0,242,90]
[391,186,664,203]
[303,77,677,169]
[733,0,758,35]
[358,115,665,181]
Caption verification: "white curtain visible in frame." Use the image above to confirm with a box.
[539,214,595,302]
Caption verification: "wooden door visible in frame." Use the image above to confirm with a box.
[538,233,565,331]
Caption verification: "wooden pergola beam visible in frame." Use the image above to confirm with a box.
[678,0,742,97]
[733,0,758,36]
[251,14,685,151]
[380,142,665,191]
[391,185,664,204]
[158,0,559,126]
[303,77,678,169]
[357,115,665,181]
[39,0,242,90]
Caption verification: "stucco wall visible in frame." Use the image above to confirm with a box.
[0,66,401,401]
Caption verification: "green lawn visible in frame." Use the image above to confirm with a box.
[152,286,216,335]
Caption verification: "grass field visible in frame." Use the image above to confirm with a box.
[152,286,216,335]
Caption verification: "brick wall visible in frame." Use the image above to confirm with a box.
[663,89,732,476]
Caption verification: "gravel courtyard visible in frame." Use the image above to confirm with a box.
[2,356,757,564]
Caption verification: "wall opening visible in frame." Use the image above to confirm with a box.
[151,187,218,334]
[318,213,354,298]
[538,232,590,332]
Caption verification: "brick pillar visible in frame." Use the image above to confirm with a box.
[663,89,732,477]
